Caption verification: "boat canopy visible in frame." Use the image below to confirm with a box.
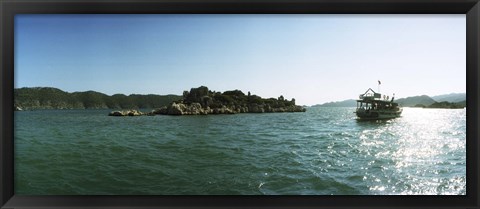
[359,88,381,100]
[357,88,396,104]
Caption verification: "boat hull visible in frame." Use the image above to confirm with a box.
[355,109,402,120]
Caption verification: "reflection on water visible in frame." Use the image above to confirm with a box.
[355,108,466,194]
[15,107,465,195]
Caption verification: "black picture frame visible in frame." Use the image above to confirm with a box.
[1,0,479,208]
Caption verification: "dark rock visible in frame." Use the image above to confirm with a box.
[152,86,306,116]
[108,109,145,116]
[151,106,168,115]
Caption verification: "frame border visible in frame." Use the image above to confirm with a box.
[1,0,479,208]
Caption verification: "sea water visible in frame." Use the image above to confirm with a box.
[14,107,466,195]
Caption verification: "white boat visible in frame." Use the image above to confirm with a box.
[355,88,402,120]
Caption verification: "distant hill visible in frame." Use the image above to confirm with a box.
[314,99,356,107]
[425,101,466,109]
[14,87,182,110]
[315,95,437,107]
[456,100,467,107]
[431,93,466,103]
[308,92,466,108]
[392,95,437,107]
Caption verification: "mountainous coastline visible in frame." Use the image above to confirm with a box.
[14,86,306,115]
[315,93,466,109]
[431,93,466,103]
[313,99,356,107]
[15,87,466,111]
[395,95,437,107]
[14,87,182,111]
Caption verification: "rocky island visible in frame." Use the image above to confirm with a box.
[109,86,306,116]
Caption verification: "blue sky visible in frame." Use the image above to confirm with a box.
[15,14,465,106]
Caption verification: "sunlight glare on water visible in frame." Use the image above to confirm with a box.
[356,108,466,195]
[15,107,466,195]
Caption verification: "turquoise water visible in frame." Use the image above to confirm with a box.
[14,107,466,195]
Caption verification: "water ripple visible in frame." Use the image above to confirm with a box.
[14,107,465,195]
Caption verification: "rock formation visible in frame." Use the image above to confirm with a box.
[151,86,306,116]
[108,109,146,116]
[109,86,306,116]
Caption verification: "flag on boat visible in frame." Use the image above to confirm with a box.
[378,80,381,85]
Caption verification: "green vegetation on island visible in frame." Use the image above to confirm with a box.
[110,86,306,116]
[14,87,182,111]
